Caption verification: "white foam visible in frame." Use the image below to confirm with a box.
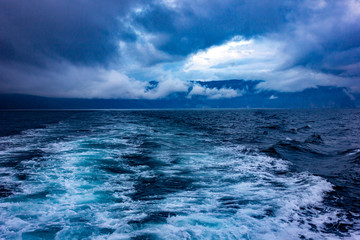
[0,116,357,239]
[347,148,360,156]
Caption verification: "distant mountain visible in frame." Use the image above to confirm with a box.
[196,79,262,92]
[0,80,357,109]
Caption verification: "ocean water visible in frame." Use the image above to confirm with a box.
[0,110,359,240]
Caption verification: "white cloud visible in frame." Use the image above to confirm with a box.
[178,36,299,89]
[345,0,360,22]
[165,32,359,92]
[183,36,282,74]
[142,77,189,99]
[160,0,179,9]
[90,71,187,99]
[118,32,172,67]
[88,70,148,99]
[0,60,190,99]
[117,1,360,94]
[184,37,254,71]
[66,69,189,99]
[188,84,241,99]
[305,0,327,10]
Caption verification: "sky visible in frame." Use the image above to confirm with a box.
[0,0,360,99]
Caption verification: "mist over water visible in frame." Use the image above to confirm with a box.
[0,110,359,239]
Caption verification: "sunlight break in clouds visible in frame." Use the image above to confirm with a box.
[0,0,359,98]
[179,36,292,88]
[179,36,294,89]
[176,32,359,92]
[183,36,282,74]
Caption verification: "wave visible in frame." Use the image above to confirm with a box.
[0,110,359,239]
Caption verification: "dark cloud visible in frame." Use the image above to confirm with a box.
[0,0,145,67]
[128,0,295,56]
[280,1,360,80]
[0,0,359,97]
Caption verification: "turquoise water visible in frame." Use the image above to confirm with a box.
[0,110,359,239]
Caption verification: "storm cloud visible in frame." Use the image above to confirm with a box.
[0,0,359,98]
[127,0,294,56]
[0,0,149,66]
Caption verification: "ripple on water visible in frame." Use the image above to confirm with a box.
[0,111,359,239]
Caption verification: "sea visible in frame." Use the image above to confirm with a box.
[0,109,359,240]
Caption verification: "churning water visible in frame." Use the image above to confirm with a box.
[0,110,359,239]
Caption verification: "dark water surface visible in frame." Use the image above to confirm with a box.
[0,110,359,239]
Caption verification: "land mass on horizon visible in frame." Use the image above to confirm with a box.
[0,80,358,109]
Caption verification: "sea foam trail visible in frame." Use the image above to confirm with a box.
[0,111,357,239]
